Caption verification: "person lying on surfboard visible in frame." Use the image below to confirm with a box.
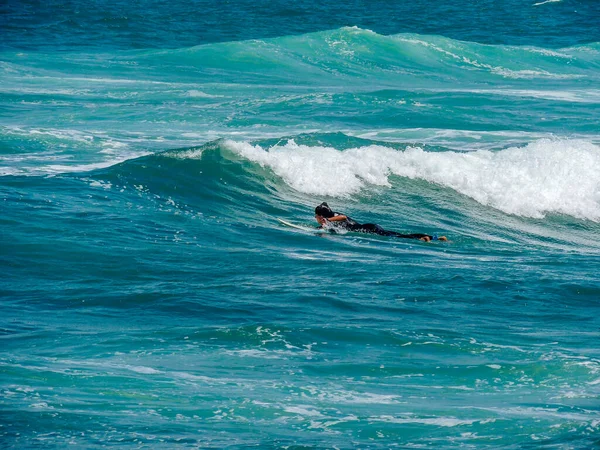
[314,202,448,242]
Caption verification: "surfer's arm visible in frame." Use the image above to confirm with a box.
[327,215,347,222]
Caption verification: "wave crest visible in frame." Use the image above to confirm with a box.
[223,138,600,221]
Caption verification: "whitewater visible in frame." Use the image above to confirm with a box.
[2,2,600,448]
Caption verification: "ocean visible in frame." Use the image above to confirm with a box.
[1,1,600,448]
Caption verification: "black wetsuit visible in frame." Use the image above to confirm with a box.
[328,213,432,240]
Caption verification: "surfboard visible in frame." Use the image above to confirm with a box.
[277,218,326,233]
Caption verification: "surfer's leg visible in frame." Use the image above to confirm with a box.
[403,234,449,242]
[355,224,447,242]
[385,231,433,241]
[404,233,431,240]
[357,223,387,235]
[361,225,427,240]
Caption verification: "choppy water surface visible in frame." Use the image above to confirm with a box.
[2,1,600,448]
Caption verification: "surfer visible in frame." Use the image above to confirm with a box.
[314,202,448,242]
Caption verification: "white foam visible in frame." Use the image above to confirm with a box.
[224,348,312,359]
[444,88,600,103]
[224,138,600,221]
[326,391,401,405]
[186,90,223,98]
[491,68,580,80]
[284,406,323,417]
[371,415,478,427]
[29,402,53,409]
[224,139,395,196]
[100,140,130,154]
[41,154,150,175]
[533,0,561,6]
[0,166,25,176]
[473,406,592,422]
[395,37,579,80]
[14,127,95,144]
[524,47,571,58]
[87,180,112,190]
[125,365,162,374]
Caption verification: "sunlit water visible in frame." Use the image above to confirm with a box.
[2,1,600,448]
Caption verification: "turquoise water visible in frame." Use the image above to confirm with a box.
[2,2,600,448]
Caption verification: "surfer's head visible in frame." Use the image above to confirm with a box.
[315,202,334,219]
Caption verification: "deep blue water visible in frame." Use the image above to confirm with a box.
[2,0,600,50]
[2,1,600,448]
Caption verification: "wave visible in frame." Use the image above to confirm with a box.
[3,28,600,224]
[2,28,599,180]
[132,27,598,83]
[3,27,598,87]
[75,134,600,224]
[4,127,600,223]
[220,137,600,221]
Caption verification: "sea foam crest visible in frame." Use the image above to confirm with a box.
[224,138,600,221]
